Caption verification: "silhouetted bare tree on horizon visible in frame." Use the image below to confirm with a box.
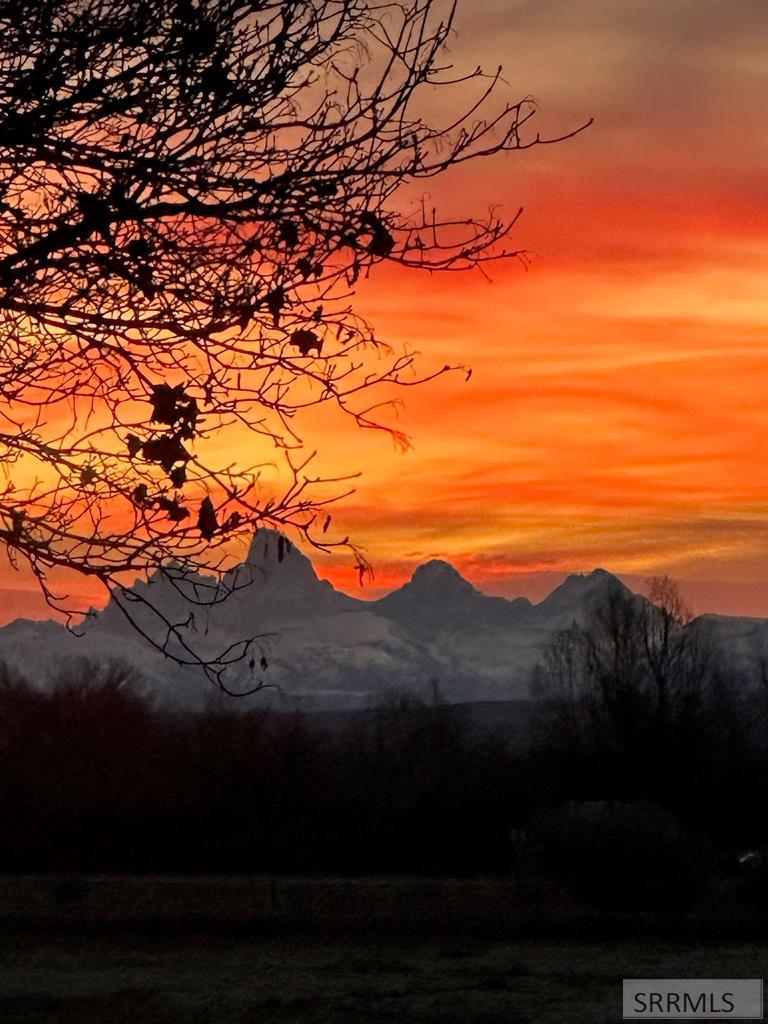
[0,0,586,685]
[535,578,722,763]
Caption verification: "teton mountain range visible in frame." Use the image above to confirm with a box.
[0,530,766,711]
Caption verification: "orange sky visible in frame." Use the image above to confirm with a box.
[306,0,768,606]
[5,0,768,619]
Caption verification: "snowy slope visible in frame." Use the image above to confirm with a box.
[0,530,760,710]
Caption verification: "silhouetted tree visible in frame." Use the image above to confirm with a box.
[530,579,768,847]
[536,579,723,776]
[0,0,585,683]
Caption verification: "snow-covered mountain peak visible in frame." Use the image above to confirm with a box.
[538,567,629,618]
[221,529,360,620]
[409,559,478,595]
[245,528,310,574]
[374,556,532,637]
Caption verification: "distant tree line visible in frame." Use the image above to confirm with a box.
[1,581,768,915]
[0,667,515,876]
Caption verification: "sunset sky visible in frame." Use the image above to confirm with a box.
[302,0,768,613]
[4,0,768,620]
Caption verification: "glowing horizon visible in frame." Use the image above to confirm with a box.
[4,0,768,617]
[307,0,768,606]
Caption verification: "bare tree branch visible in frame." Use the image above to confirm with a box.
[0,0,587,684]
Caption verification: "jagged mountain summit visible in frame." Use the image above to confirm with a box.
[375,559,533,637]
[222,531,363,620]
[0,529,756,711]
[536,568,632,619]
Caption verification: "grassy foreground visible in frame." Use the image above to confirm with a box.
[4,930,768,1024]
[1,876,767,1023]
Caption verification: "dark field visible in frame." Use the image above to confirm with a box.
[2,673,767,1022]
[8,930,768,1024]
[1,876,767,1024]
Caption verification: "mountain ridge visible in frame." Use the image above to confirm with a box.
[0,529,763,712]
